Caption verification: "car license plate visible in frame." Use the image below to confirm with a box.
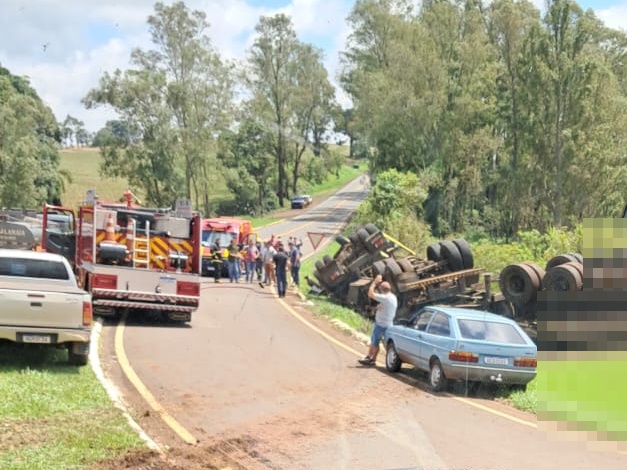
[22,334,52,344]
[484,356,508,365]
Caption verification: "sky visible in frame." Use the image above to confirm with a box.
[0,0,625,133]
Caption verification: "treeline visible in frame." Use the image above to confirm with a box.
[83,2,344,216]
[342,0,627,238]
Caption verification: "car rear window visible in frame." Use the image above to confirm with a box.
[457,319,527,344]
[0,258,70,280]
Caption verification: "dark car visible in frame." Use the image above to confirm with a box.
[290,196,307,209]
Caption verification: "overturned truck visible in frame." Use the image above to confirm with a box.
[307,223,584,341]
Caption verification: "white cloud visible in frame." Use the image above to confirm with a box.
[596,4,627,32]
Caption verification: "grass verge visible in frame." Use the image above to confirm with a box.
[0,343,145,469]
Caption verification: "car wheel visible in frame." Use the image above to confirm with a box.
[385,341,402,372]
[429,359,448,392]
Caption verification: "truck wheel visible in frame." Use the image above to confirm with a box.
[372,260,386,276]
[357,228,370,242]
[349,232,361,247]
[542,262,583,291]
[335,235,350,246]
[323,255,333,265]
[568,252,583,265]
[398,258,414,273]
[439,240,464,272]
[315,260,325,271]
[426,243,442,262]
[429,359,448,392]
[523,262,546,289]
[385,341,402,372]
[453,239,474,269]
[384,258,402,277]
[364,223,379,235]
[68,342,89,366]
[499,263,540,305]
[545,254,577,271]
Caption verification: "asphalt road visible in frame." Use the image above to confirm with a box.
[100,176,627,469]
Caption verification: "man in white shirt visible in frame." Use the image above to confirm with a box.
[359,274,398,366]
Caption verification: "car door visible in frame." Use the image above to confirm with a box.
[419,312,453,369]
[397,308,435,368]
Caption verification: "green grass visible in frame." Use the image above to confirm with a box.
[536,358,627,439]
[59,148,130,210]
[0,343,145,469]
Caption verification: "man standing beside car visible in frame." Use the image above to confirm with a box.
[359,274,397,366]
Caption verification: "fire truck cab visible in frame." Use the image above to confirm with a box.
[200,216,256,277]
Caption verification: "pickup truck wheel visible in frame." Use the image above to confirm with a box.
[429,359,448,392]
[385,341,402,372]
[68,343,89,366]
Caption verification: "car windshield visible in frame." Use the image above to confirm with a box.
[202,231,236,247]
[456,319,527,344]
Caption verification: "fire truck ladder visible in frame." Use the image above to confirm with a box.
[133,221,151,268]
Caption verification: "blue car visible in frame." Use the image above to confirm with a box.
[383,306,537,392]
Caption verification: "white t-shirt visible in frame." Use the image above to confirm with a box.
[374,292,397,327]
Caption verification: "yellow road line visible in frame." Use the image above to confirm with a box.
[450,396,537,428]
[114,312,198,445]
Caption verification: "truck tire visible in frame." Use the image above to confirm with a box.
[364,223,379,235]
[323,255,333,265]
[523,262,546,290]
[543,262,583,291]
[545,254,577,271]
[568,252,583,265]
[372,260,386,277]
[315,260,325,271]
[453,239,474,269]
[335,235,350,246]
[349,232,361,247]
[384,258,403,277]
[426,243,442,262]
[439,240,464,272]
[357,228,370,243]
[499,263,540,305]
[68,342,89,366]
[397,258,414,273]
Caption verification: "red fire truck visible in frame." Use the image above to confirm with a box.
[10,189,203,323]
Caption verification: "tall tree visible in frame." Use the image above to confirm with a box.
[0,65,65,207]
[83,1,234,211]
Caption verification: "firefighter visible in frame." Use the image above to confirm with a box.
[212,240,224,283]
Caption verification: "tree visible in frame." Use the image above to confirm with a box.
[0,65,65,207]
[83,1,234,211]
[246,14,337,204]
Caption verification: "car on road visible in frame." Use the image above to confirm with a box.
[290,195,310,209]
[383,306,537,392]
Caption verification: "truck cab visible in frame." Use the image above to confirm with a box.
[200,217,256,277]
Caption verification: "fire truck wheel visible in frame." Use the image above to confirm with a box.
[545,253,578,271]
[453,238,474,269]
[499,263,540,305]
[426,243,442,262]
[439,240,464,272]
[364,223,379,235]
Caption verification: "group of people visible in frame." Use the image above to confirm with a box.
[210,235,302,298]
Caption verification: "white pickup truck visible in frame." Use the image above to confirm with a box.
[0,249,92,365]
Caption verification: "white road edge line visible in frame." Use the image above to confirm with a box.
[90,318,164,454]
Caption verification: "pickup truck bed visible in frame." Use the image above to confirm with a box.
[0,249,92,365]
